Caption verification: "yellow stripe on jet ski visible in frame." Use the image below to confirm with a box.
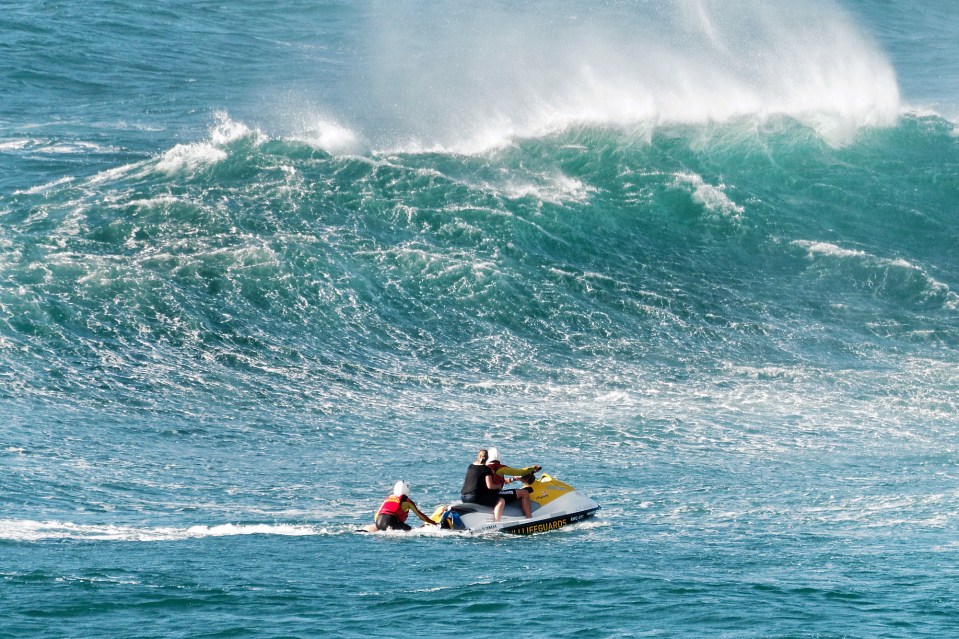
[526,474,575,508]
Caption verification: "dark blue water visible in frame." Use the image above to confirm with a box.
[3,1,959,637]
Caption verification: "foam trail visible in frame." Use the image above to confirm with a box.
[0,519,324,542]
[357,0,900,151]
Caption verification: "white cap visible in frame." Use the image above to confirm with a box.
[487,447,499,463]
[393,480,410,497]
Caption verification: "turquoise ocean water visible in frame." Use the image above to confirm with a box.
[3,1,959,637]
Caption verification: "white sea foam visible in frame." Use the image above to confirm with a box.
[87,161,147,186]
[155,112,263,174]
[14,176,76,196]
[0,519,323,542]
[498,172,596,205]
[155,138,227,173]
[41,141,119,155]
[0,138,30,152]
[671,172,745,219]
[156,144,228,174]
[119,194,181,210]
[0,138,118,155]
[793,240,867,260]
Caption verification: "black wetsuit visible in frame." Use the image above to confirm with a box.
[460,463,502,507]
[375,513,412,531]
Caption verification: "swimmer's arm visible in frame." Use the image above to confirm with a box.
[404,499,438,525]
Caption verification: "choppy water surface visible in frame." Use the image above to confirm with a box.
[3,1,959,637]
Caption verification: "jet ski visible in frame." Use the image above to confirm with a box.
[431,473,600,535]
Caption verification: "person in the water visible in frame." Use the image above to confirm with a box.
[368,481,437,531]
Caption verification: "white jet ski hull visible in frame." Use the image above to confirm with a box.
[438,474,600,535]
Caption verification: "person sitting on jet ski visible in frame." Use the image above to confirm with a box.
[461,448,541,522]
[486,448,541,519]
[369,480,438,531]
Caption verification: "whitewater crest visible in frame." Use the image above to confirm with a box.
[344,0,902,152]
[287,112,365,156]
[155,112,265,174]
[144,111,367,175]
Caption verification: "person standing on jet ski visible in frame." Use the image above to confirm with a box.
[461,448,541,522]
[369,480,437,531]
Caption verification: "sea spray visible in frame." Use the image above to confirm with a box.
[351,0,900,151]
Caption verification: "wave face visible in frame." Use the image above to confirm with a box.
[3,112,957,417]
[2,2,959,639]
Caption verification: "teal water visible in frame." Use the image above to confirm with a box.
[3,2,959,637]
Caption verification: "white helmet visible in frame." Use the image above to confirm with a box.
[487,447,499,463]
[393,480,410,497]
